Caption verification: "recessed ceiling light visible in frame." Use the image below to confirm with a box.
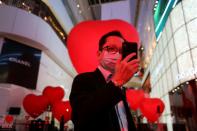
[155,0,158,4]
[77,4,80,8]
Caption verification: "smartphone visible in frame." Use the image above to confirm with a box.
[122,41,138,61]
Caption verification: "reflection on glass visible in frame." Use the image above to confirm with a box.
[169,80,197,131]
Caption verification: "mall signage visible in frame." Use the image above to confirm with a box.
[176,67,197,82]
[0,38,41,89]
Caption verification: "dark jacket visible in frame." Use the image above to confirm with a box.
[69,68,136,131]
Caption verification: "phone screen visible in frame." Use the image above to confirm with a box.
[122,42,138,61]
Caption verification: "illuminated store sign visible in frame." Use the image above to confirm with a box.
[9,57,31,67]
[176,67,197,82]
[0,38,41,89]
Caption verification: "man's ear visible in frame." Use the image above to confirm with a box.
[97,50,102,61]
[97,50,101,57]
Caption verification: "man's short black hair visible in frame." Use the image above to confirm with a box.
[99,31,125,51]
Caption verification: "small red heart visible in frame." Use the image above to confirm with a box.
[43,86,64,105]
[52,101,72,123]
[126,89,145,110]
[23,94,49,118]
[139,98,165,122]
[67,19,140,73]
[5,115,14,124]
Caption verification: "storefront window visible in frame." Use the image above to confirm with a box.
[169,80,197,131]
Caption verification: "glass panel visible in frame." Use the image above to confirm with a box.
[171,61,180,87]
[167,67,173,91]
[174,26,190,57]
[163,73,169,94]
[164,46,170,71]
[165,17,173,42]
[182,0,197,23]
[187,18,197,48]
[171,3,185,33]
[158,37,163,58]
[162,28,168,49]
[191,48,197,70]
[168,39,176,65]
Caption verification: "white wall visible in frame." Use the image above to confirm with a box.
[101,0,132,24]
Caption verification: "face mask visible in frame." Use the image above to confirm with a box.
[100,51,120,73]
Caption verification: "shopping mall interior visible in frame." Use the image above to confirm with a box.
[0,0,196,131]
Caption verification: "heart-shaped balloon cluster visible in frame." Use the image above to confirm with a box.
[23,86,71,123]
[126,89,165,122]
[139,98,165,122]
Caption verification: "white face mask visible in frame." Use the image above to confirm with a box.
[100,51,120,73]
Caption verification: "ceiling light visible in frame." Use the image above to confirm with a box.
[186,81,189,84]
[0,1,2,4]
[79,10,82,14]
[44,16,48,21]
[77,4,80,8]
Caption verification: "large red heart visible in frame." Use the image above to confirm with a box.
[23,94,49,118]
[5,115,14,124]
[139,98,165,122]
[42,86,65,105]
[67,19,140,73]
[52,101,72,123]
[126,89,145,110]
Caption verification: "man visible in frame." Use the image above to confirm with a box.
[69,31,139,131]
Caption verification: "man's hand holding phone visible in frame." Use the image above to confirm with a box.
[112,42,139,87]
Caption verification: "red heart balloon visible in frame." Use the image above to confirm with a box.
[126,89,145,110]
[43,86,65,105]
[23,94,49,118]
[5,115,14,124]
[67,19,140,73]
[139,98,165,122]
[52,101,72,123]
